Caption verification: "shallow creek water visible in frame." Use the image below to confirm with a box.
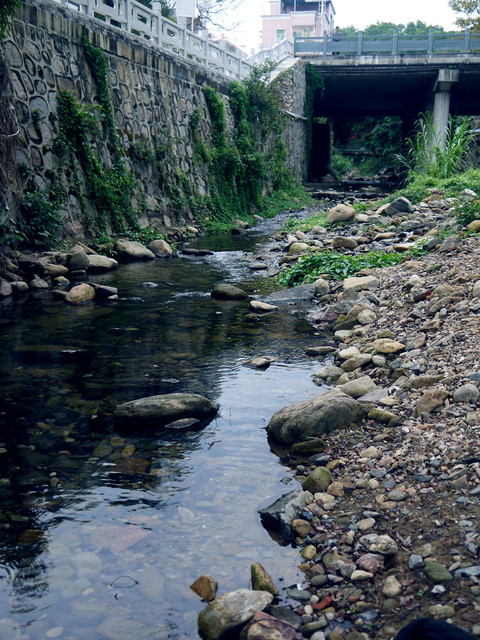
[0,215,324,639]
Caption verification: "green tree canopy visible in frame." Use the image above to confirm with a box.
[339,20,446,37]
[449,0,480,30]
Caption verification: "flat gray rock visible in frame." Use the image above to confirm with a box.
[266,389,367,445]
[114,393,219,427]
[258,489,313,542]
[264,284,315,305]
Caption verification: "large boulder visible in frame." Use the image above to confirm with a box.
[198,589,273,640]
[65,283,95,305]
[87,254,118,271]
[266,390,367,445]
[258,490,312,542]
[148,239,174,258]
[67,246,90,271]
[114,393,219,427]
[114,239,155,261]
[380,196,414,216]
[327,204,356,223]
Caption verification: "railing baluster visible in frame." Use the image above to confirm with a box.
[465,27,470,53]
[392,30,397,55]
[357,31,363,55]
[428,29,433,55]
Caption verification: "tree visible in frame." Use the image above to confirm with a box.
[135,0,244,28]
[340,21,445,37]
[449,0,480,30]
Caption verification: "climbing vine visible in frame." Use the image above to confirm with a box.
[0,0,19,41]
[52,34,137,234]
[190,63,296,230]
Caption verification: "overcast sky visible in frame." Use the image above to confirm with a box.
[224,0,460,54]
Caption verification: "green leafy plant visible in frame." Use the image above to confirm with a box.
[455,198,480,227]
[278,249,406,287]
[0,0,19,41]
[281,211,328,233]
[20,188,63,250]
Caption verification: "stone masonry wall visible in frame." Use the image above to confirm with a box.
[2,0,306,237]
[274,60,307,180]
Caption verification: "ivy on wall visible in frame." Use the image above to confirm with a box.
[190,63,295,231]
[0,0,19,41]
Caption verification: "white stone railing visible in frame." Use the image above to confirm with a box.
[248,39,294,66]
[53,0,255,79]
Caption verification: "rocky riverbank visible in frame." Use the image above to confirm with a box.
[1,189,479,640]
[194,192,480,639]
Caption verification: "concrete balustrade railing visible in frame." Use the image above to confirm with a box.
[294,28,480,57]
[52,0,294,79]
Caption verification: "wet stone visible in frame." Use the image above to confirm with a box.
[286,588,311,602]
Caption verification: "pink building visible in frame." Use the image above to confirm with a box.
[262,0,335,49]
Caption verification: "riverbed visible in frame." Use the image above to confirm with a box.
[0,214,325,639]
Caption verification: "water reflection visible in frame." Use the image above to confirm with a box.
[0,218,324,639]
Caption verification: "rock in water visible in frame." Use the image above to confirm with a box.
[198,589,273,640]
[87,254,118,271]
[114,393,219,427]
[240,611,298,640]
[250,563,279,596]
[190,575,218,601]
[148,239,174,258]
[258,490,313,542]
[211,283,249,300]
[65,283,96,305]
[114,239,155,261]
[266,390,366,445]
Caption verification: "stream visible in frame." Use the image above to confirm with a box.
[0,212,325,639]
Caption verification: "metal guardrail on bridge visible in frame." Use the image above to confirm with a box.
[294,29,480,57]
[52,0,294,79]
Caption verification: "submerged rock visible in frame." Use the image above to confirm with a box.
[114,393,219,427]
[266,390,366,445]
[240,611,298,640]
[198,589,273,640]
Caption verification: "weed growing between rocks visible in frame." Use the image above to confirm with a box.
[397,115,475,181]
[277,250,406,287]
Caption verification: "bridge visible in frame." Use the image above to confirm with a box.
[290,31,480,179]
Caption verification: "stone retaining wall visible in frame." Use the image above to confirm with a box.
[2,0,306,237]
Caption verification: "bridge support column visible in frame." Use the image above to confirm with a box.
[432,69,459,149]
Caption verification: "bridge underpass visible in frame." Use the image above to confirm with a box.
[304,55,480,179]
